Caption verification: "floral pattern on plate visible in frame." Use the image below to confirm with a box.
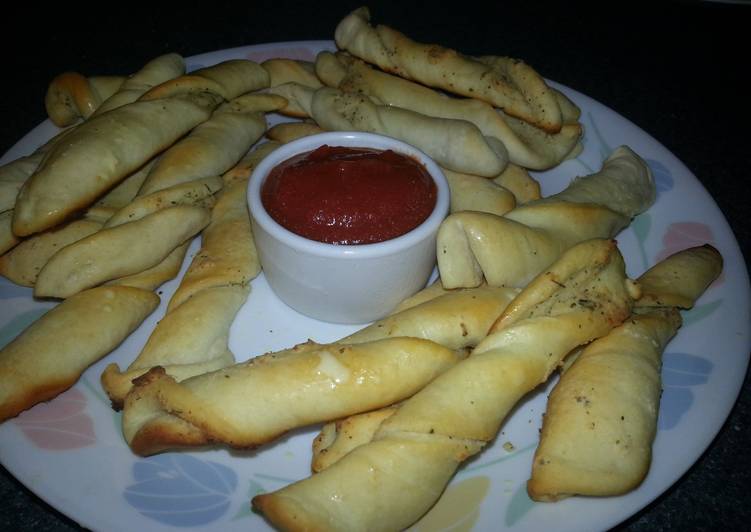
[124,454,238,527]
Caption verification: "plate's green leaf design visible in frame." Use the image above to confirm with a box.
[414,476,490,532]
[505,482,536,527]
[682,300,723,327]
[233,477,267,520]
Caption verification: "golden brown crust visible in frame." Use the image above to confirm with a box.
[123,338,463,455]
[34,205,210,298]
[252,240,636,531]
[317,51,582,170]
[311,407,397,473]
[13,94,220,236]
[0,219,102,286]
[334,7,563,132]
[339,284,519,350]
[45,72,125,126]
[0,286,159,422]
[311,86,508,177]
[636,244,723,309]
[437,146,654,288]
[527,310,680,501]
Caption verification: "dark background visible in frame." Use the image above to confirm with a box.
[1,1,749,530]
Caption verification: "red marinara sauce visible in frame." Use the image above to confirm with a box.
[261,145,437,245]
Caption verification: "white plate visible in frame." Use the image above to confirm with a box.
[1,41,749,532]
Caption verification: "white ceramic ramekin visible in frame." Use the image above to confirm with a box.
[247,131,450,324]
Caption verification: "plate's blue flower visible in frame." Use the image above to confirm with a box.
[124,454,237,527]
[658,352,713,430]
[645,158,674,196]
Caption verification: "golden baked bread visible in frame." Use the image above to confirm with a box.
[0,285,158,422]
[334,7,564,132]
[0,219,103,286]
[252,239,637,531]
[137,93,284,195]
[339,284,519,350]
[437,146,654,288]
[311,87,509,177]
[45,72,125,126]
[527,245,723,500]
[12,93,221,236]
[123,337,464,456]
[101,151,265,406]
[34,205,210,298]
[316,51,582,170]
[91,53,185,116]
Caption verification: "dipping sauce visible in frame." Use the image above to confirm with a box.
[261,145,437,245]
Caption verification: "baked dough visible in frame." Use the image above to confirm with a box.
[527,245,723,500]
[123,337,464,455]
[137,93,284,195]
[34,205,210,298]
[0,285,158,422]
[443,167,516,216]
[339,284,519,350]
[101,158,264,405]
[252,240,637,531]
[311,86,508,177]
[12,93,221,236]
[45,72,125,126]
[334,7,563,132]
[91,53,185,116]
[437,146,654,288]
[0,219,103,286]
[316,51,582,170]
[262,58,322,89]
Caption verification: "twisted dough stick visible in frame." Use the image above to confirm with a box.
[252,239,638,531]
[315,51,582,170]
[311,87,508,177]
[33,205,210,298]
[119,280,518,452]
[91,53,186,116]
[122,337,464,456]
[265,82,508,177]
[100,143,267,406]
[334,7,563,133]
[12,92,221,237]
[118,271,518,454]
[339,284,519,350]
[0,285,158,422]
[45,72,125,126]
[528,245,723,500]
[438,146,654,288]
[137,93,284,196]
[13,59,269,237]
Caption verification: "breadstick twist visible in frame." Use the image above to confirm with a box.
[437,146,654,288]
[252,239,638,531]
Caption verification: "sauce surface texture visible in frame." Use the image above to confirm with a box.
[261,145,437,245]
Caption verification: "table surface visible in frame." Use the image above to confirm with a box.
[1,1,749,530]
